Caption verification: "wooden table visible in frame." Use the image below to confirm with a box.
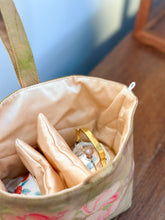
[90,11,165,220]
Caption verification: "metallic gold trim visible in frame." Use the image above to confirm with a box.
[76,127,106,167]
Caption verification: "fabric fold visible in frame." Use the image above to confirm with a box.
[15,139,65,195]
[0,180,7,192]
[37,113,91,188]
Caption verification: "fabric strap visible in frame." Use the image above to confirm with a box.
[0,0,40,88]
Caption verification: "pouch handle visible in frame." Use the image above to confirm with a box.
[0,0,40,88]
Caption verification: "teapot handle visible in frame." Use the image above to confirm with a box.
[76,127,106,167]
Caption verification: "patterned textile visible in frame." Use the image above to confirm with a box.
[15,174,41,196]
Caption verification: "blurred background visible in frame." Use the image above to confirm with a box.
[0,0,141,100]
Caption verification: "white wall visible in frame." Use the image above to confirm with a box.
[93,0,140,47]
[0,0,140,100]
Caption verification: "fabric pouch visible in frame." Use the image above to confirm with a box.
[0,1,138,219]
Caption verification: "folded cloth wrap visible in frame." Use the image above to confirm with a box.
[0,180,7,192]
[37,113,91,188]
[15,139,65,195]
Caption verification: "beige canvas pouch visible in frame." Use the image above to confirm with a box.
[0,0,138,219]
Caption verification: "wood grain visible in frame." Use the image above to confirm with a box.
[133,0,165,53]
[90,6,165,220]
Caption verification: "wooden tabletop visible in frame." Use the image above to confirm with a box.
[89,11,165,220]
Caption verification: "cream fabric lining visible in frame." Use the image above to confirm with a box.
[0,76,137,181]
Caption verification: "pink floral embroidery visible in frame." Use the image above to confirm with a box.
[102,192,119,207]
[16,210,68,220]
[82,189,119,215]
[97,207,112,220]
[77,184,121,220]
[83,193,105,214]
[97,192,119,220]
[3,183,122,220]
